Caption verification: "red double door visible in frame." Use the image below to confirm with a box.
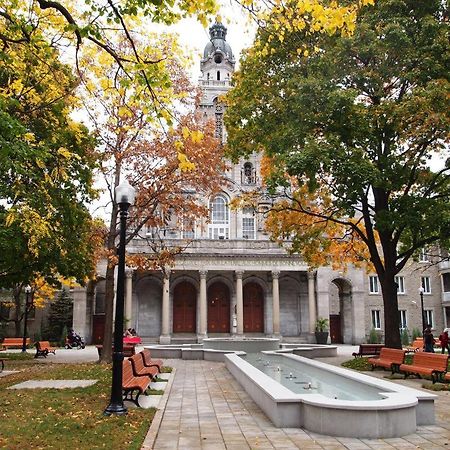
[172,280,264,334]
[208,282,230,333]
[173,281,197,333]
[243,282,264,333]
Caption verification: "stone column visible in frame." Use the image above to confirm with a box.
[272,271,280,335]
[160,271,171,344]
[199,270,208,340]
[236,270,244,335]
[125,269,133,330]
[308,271,317,333]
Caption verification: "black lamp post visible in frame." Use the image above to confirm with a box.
[419,286,426,333]
[104,178,136,416]
[21,285,32,353]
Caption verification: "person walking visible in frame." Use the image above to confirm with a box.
[423,325,435,353]
[439,328,449,354]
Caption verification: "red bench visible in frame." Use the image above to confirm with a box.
[35,341,57,358]
[129,353,158,379]
[352,344,384,358]
[399,352,448,383]
[122,359,151,407]
[123,336,142,344]
[141,349,163,373]
[368,348,406,374]
[2,338,30,349]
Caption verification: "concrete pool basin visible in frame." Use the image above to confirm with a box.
[145,342,338,360]
[225,352,436,438]
[202,337,280,352]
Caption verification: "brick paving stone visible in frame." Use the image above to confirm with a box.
[148,357,450,450]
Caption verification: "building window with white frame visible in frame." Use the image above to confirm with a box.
[399,310,407,329]
[181,219,196,239]
[395,276,405,294]
[421,276,431,294]
[371,310,381,329]
[209,194,230,239]
[424,309,434,328]
[419,247,428,262]
[242,208,255,239]
[369,275,379,294]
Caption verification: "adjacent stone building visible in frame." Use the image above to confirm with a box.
[72,22,450,346]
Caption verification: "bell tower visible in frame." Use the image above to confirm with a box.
[199,21,235,142]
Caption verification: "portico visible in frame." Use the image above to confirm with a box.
[116,249,316,343]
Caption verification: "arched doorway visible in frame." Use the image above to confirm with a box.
[173,281,197,333]
[207,282,230,333]
[136,277,161,337]
[243,282,264,332]
[329,278,353,344]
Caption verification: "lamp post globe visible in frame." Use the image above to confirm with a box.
[104,178,136,416]
[22,285,32,353]
[418,286,425,333]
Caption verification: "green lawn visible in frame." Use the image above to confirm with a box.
[0,360,157,449]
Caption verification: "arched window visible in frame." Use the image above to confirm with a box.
[217,70,220,81]
[242,162,255,184]
[209,195,229,239]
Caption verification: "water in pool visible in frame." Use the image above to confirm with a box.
[243,353,389,401]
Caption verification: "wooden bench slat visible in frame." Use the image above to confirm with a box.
[122,360,151,407]
[352,344,384,358]
[2,338,31,349]
[130,353,158,379]
[35,341,57,358]
[368,348,406,373]
[141,349,163,373]
[399,352,448,383]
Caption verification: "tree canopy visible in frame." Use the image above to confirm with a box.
[225,0,450,347]
[0,17,100,289]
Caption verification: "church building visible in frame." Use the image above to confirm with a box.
[72,22,449,346]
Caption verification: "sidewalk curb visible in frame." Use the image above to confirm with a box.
[141,367,176,450]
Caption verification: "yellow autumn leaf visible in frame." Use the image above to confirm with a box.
[23,132,35,143]
[57,147,72,159]
[182,126,190,139]
[5,211,15,227]
[190,130,204,143]
[177,152,196,172]
[36,159,46,169]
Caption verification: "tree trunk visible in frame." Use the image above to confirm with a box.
[99,263,116,363]
[380,270,401,349]
[99,163,121,364]
[13,288,22,337]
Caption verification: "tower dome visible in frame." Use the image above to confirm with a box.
[202,21,235,63]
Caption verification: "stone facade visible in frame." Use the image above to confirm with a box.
[72,23,450,346]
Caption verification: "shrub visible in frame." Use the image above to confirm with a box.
[412,327,422,340]
[41,289,73,341]
[401,328,410,346]
[368,328,380,344]
[315,317,329,332]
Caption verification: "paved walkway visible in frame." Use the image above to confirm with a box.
[145,347,450,450]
